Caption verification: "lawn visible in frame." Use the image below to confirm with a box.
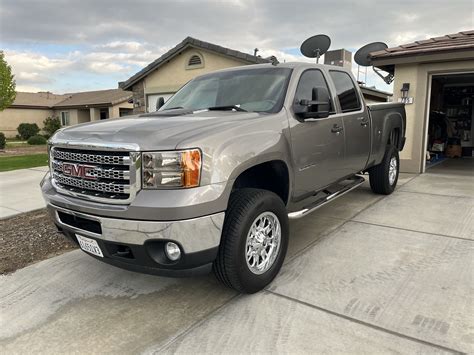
[0,154,49,172]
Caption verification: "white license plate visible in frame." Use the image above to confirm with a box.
[76,234,103,258]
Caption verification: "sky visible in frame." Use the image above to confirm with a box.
[1,0,473,94]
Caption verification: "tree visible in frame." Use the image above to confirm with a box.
[0,51,16,111]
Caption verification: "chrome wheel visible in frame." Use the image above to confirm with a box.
[389,156,397,185]
[245,212,281,275]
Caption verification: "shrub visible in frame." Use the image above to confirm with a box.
[27,135,47,145]
[0,132,5,149]
[17,123,40,140]
[43,116,61,137]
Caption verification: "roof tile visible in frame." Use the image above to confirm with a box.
[371,30,474,60]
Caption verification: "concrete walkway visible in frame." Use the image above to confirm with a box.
[0,166,48,219]
[0,159,473,354]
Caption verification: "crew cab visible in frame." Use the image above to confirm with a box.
[41,63,406,293]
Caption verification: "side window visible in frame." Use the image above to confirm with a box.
[295,70,333,113]
[329,71,361,112]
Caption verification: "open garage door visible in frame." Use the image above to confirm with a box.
[425,73,474,170]
[147,93,173,113]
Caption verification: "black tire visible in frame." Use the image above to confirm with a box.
[369,145,399,195]
[213,188,289,294]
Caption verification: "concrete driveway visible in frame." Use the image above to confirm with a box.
[1,159,472,354]
[0,167,48,219]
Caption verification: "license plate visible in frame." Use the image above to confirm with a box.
[76,234,103,258]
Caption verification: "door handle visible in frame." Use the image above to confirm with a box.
[331,125,343,133]
[357,117,369,126]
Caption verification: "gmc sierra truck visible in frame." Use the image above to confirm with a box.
[41,63,406,293]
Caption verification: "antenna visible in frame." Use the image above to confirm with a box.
[354,42,394,85]
[300,34,331,64]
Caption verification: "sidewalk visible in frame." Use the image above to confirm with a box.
[0,166,48,219]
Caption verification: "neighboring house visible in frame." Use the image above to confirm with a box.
[371,30,474,173]
[360,86,392,104]
[119,36,271,113]
[52,89,133,127]
[0,89,133,138]
[0,92,67,138]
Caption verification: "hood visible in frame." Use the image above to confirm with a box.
[51,111,264,151]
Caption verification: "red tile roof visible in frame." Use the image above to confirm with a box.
[371,30,474,60]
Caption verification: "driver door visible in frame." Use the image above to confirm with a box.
[289,69,346,199]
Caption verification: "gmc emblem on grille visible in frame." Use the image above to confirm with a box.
[62,163,97,180]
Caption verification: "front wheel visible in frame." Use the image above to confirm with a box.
[213,188,289,294]
[369,145,399,195]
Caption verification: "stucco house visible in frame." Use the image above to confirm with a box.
[0,89,133,138]
[371,30,474,173]
[119,37,272,114]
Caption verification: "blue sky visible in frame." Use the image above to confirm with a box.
[1,0,472,94]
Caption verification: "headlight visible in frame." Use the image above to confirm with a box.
[142,149,201,189]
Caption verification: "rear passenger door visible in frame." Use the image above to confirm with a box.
[289,69,346,198]
[329,70,371,174]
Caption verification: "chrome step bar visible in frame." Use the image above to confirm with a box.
[288,175,365,219]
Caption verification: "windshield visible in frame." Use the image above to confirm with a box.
[160,67,292,113]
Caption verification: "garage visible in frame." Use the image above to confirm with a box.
[370,30,474,174]
[426,72,474,168]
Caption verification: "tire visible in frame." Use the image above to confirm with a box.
[213,188,289,294]
[369,145,399,195]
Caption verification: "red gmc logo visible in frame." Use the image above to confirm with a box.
[62,163,97,180]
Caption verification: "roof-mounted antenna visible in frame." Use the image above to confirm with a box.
[354,42,394,85]
[300,34,331,63]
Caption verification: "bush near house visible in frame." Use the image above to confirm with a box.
[17,123,40,140]
[27,135,47,145]
[0,132,6,149]
[43,116,61,138]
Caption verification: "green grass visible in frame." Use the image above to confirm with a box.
[0,154,49,172]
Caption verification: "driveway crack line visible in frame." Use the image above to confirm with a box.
[265,290,466,355]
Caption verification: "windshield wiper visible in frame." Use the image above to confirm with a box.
[207,105,247,112]
[163,106,183,110]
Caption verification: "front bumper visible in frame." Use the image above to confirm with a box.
[47,203,225,277]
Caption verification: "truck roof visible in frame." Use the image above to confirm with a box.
[204,62,352,75]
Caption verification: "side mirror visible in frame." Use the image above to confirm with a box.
[156,97,165,111]
[294,87,331,120]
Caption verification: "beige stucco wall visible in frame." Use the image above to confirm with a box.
[109,101,133,118]
[143,47,248,98]
[0,107,54,138]
[77,109,90,124]
[392,59,474,173]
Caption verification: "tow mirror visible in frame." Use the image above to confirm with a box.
[156,97,165,111]
[294,87,330,120]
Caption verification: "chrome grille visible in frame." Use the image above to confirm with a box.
[52,149,130,165]
[50,146,141,204]
[53,173,130,194]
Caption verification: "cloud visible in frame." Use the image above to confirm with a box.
[0,0,472,93]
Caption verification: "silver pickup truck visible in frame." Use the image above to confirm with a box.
[41,62,406,293]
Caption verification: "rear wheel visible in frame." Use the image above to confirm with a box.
[213,188,289,294]
[369,145,399,195]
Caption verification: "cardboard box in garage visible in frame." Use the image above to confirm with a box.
[445,144,462,158]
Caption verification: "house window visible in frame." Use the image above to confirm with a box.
[186,53,204,69]
[60,111,70,126]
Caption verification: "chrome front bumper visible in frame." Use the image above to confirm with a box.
[49,204,225,254]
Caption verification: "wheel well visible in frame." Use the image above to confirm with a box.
[232,160,289,204]
[388,128,400,148]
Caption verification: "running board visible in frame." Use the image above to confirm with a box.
[288,175,365,219]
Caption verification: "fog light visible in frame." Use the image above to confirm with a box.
[165,242,181,261]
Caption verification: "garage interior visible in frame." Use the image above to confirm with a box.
[426,72,474,169]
